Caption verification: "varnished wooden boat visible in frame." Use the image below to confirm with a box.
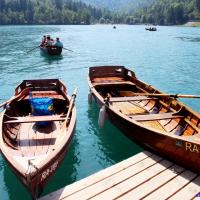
[88,66,200,173]
[0,79,77,199]
[40,45,62,55]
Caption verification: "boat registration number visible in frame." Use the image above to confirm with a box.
[41,161,59,182]
[185,142,199,153]
[176,141,199,153]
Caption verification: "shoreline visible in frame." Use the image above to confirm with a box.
[0,22,199,27]
[184,21,200,27]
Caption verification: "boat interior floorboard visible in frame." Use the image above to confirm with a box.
[112,97,181,133]
[17,121,59,157]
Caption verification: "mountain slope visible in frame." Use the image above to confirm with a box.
[80,0,154,12]
[0,0,113,25]
[132,0,200,25]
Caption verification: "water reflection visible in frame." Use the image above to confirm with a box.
[4,162,30,200]
[176,36,200,42]
[40,52,63,64]
[87,103,142,167]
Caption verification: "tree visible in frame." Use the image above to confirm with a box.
[166,6,175,24]
[174,4,184,23]
[196,0,200,10]
[80,10,90,24]
[19,0,28,12]
[0,0,6,12]
[140,15,146,23]
[54,0,63,10]
[99,17,105,24]
[26,0,34,24]
[147,14,154,24]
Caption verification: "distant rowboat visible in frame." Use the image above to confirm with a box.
[88,66,200,173]
[145,27,157,31]
[0,79,77,199]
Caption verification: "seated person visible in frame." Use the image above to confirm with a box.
[41,35,46,46]
[54,38,63,48]
[46,35,53,46]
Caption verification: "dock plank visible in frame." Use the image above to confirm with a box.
[91,159,172,200]
[59,154,162,200]
[39,151,200,200]
[143,170,197,200]
[117,164,185,200]
[169,176,200,200]
[39,151,152,200]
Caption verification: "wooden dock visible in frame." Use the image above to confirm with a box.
[40,151,200,200]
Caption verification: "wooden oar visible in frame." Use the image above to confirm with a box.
[132,93,200,99]
[26,46,39,54]
[62,87,78,128]
[63,47,74,52]
[0,88,30,109]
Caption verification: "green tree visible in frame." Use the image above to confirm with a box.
[80,10,90,24]
[54,0,63,10]
[166,6,175,24]
[174,4,184,23]
[196,0,200,10]
[0,0,6,12]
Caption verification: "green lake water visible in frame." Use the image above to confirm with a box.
[0,25,200,199]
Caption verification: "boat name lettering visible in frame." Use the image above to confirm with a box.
[41,161,59,181]
[185,142,199,153]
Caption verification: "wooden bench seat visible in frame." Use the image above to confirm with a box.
[128,112,184,121]
[4,115,66,124]
[110,96,157,102]
[19,91,65,100]
[93,81,135,86]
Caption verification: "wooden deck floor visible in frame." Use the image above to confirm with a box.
[39,151,200,200]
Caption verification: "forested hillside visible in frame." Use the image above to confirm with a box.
[0,0,114,25]
[132,0,200,25]
[0,0,199,25]
[79,0,154,12]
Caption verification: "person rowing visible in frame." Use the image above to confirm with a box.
[40,35,46,47]
[54,38,63,48]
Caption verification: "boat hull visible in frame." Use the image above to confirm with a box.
[40,46,62,55]
[2,137,69,196]
[92,93,200,173]
[1,110,76,199]
[0,79,77,199]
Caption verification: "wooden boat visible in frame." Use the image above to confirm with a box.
[88,66,200,173]
[0,79,77,199]
[40,45,62,55]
